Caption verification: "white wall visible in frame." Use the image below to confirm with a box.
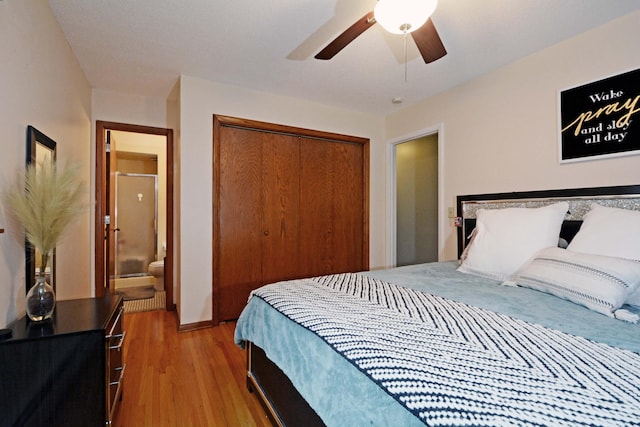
[92,89,168,129]
[0,0,92,327]
[178,75,385,326]
[385,11,640,261]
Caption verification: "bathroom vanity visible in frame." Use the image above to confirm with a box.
[0,295,125,426]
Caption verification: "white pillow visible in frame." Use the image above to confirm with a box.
[505,247,640,321]
[457,202,568,281]
[567,204,640,261]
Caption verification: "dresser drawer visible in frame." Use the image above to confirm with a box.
[105,300,126,424]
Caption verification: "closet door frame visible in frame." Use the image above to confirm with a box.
[212,115,370,325]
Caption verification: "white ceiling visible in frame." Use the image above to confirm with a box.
[48,0,640,115]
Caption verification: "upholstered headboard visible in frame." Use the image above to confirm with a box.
[456,185,640,258]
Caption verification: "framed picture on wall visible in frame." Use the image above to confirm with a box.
[558,67,640,163]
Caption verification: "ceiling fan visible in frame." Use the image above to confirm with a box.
[315,0,447,64]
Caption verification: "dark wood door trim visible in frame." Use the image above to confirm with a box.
[214,115,370,145]
[95,121,175,312]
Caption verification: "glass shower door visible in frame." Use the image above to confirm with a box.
[114,173,157,278]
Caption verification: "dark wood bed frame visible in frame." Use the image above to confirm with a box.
[245,184,640,427]
[246,342,324,426]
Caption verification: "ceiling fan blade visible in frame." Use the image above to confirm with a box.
[315,11,376,60]
[411,18,447,63]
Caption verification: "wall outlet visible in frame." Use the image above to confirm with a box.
[447,207,455,218]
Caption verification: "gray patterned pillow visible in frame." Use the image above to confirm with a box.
[505,247,640,322]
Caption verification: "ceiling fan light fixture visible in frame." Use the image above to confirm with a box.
[374,0,438,34]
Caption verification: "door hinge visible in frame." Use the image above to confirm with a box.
[105,142,111,153]
[104,215,111,225]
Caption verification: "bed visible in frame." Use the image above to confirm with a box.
[234,185,640,427]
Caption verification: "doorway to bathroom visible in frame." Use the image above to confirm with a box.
[95,121,174,311]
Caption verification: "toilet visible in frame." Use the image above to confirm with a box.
[148,260,165,291]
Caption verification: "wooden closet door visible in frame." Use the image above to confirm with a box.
[261,133,300,284]
[217,126,263,322]
[216,127,301,322]
[299,139,365,276]
[214,115,369,324]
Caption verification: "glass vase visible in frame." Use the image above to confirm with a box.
[26,275,56,322]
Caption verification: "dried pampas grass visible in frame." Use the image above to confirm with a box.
[6,160,85,274]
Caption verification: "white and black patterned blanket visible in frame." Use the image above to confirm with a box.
[251,273,640,426]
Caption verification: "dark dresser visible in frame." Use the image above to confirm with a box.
[0,295,125,426]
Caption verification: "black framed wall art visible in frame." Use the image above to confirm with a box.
[558,68,640,163]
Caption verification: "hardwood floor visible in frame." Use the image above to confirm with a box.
[113,310,271,427]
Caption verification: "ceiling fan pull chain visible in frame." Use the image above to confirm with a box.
[404,31,408,83]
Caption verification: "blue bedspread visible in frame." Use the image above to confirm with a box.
[234,261,640,426]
